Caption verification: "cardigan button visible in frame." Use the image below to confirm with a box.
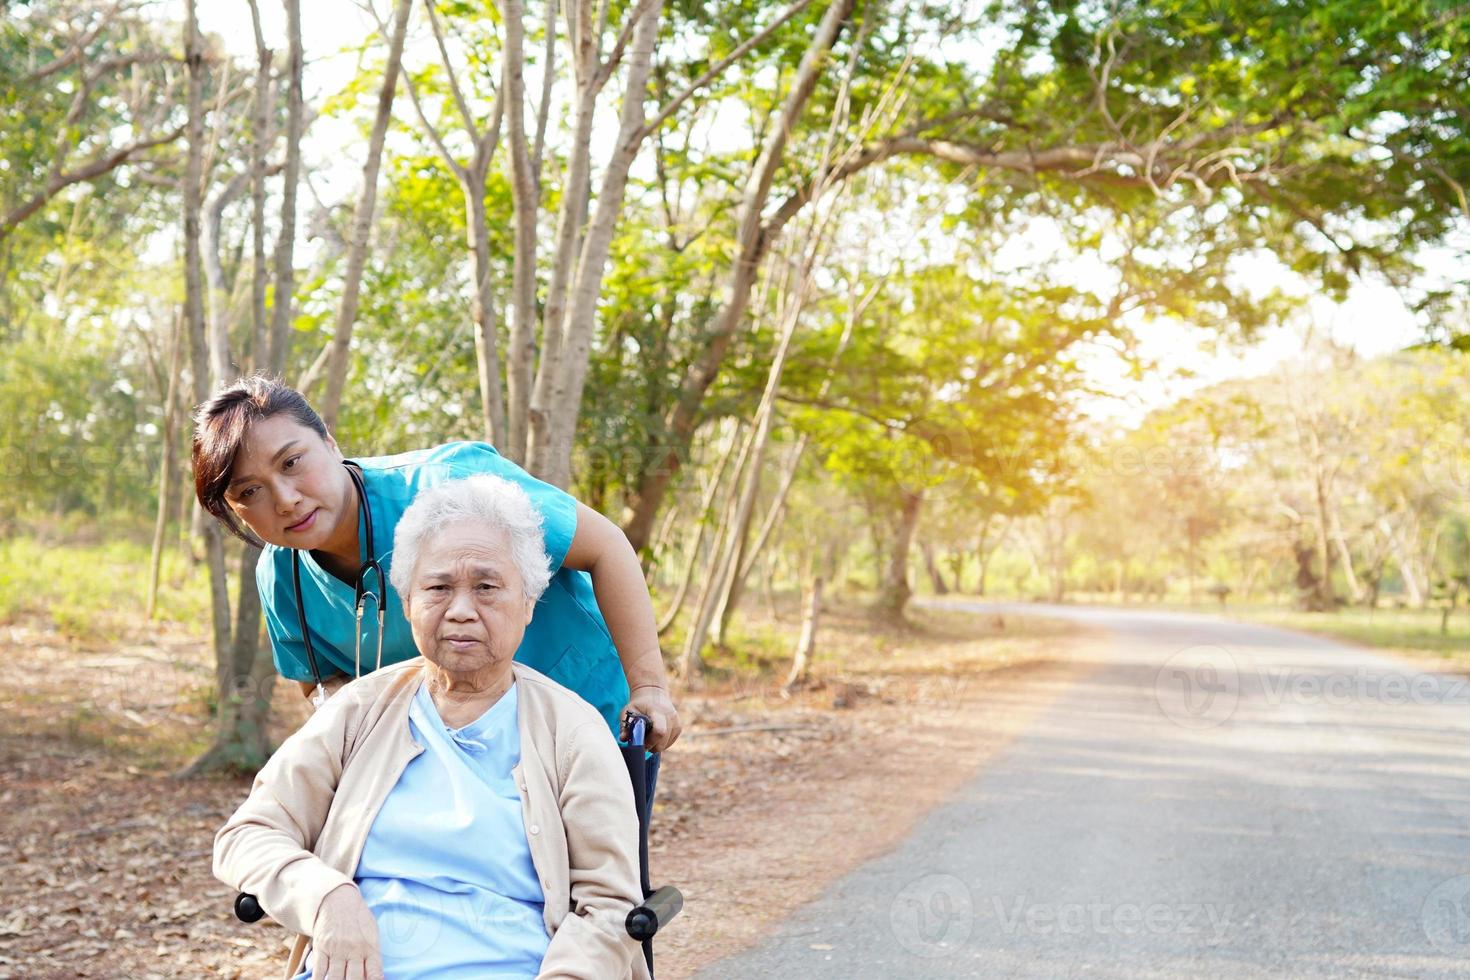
[529,823,540,835]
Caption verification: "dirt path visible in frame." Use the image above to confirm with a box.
[0,607,1092,978]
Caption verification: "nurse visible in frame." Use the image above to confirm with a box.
[189,374,681,754]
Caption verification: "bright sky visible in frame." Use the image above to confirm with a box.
[177,1,1465,431]
[1079,239,1467,429]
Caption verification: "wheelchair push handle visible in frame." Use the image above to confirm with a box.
[622,711,649,748]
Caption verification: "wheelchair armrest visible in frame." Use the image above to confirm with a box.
[626,885,682,941]
[234,892,266,923]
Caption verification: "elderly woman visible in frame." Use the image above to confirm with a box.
[215,475,648,980]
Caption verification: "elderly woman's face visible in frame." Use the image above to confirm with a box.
[403,520,535,676]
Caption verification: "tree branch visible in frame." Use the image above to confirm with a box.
[639,0,815,139]
[593,0,658,91]
[401,67,469,182]
[0,127,184,240]
[532,0,559,181]
[423,0,482,136]
[24,2,124,83]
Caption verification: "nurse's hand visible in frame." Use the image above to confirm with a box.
[626,685,682,752]
[313,883,383,980]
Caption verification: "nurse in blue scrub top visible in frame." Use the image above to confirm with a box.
[189,375,682,756]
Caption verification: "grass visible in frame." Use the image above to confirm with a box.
[0,533,213,643]
[662,588,1082,693]
[947,588,1470,665]
[1232,605,1470,661]
[0,530,227,769]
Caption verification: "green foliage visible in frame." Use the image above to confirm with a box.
[1060,347,1470,606]
[1247,604,1470,660]
[0,533,211,638]
[800,256,1099,519]
[0,331,167,520]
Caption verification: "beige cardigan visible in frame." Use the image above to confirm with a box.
[214,659,649,980]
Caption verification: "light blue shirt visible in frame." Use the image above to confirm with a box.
[255,441,630,734]
[296,680,549,979]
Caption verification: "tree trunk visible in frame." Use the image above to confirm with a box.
[246,0,271,371]
[530,0,664,486]
[922,540,950,595]
[709,508,756,650]
[1329,505,1364,604]
[466,182,509,445]
[974,515,1005,596]
[684,212,820,667]
[620,0,857,547]
[648,502,681,570]
[267,0,303,376]
[181,0,231,662]
[182,2,277,775]
[203,172,249,385]
[183,542,276,775]
[716,433,806,645]
[716,486,790,644]
[656,425,740,635]
[502,0,539,463]
[146,310,183,620]
[947,550,965,594]
[1312,470,1336,609]
[1293,537,1328,611]
[394,1,510,446]
[182,0,241,770]
[678,415,766,684]
[762,547,781,620]
[1379,514,1425,606]
[783,570,823,694]
[715,271,867,641]
[319,0,412,432]
[527,0,598,435]
[1186,520,1198,605]
[876,489,922,619]
[656,526,705,637]
[182,3,207,403]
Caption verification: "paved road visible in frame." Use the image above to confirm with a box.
[695,602,1470,979]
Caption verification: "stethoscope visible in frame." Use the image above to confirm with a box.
[290,460,386,706]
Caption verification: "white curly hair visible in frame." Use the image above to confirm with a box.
[388,475,553,603]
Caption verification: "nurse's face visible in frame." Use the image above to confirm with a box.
[403,521,536,681]
[223,414,352,551]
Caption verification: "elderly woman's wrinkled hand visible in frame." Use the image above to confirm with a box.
[626,685,682,752]
[312,884,384,980]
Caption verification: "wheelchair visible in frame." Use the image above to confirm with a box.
[233,713,682,977]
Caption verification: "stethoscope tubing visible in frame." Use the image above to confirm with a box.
[290,460,387,701]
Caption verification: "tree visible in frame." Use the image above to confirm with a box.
[317,0,414,432]
[796,252,1096,618]
[618,0,1470,552]
[0,1,184,243]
